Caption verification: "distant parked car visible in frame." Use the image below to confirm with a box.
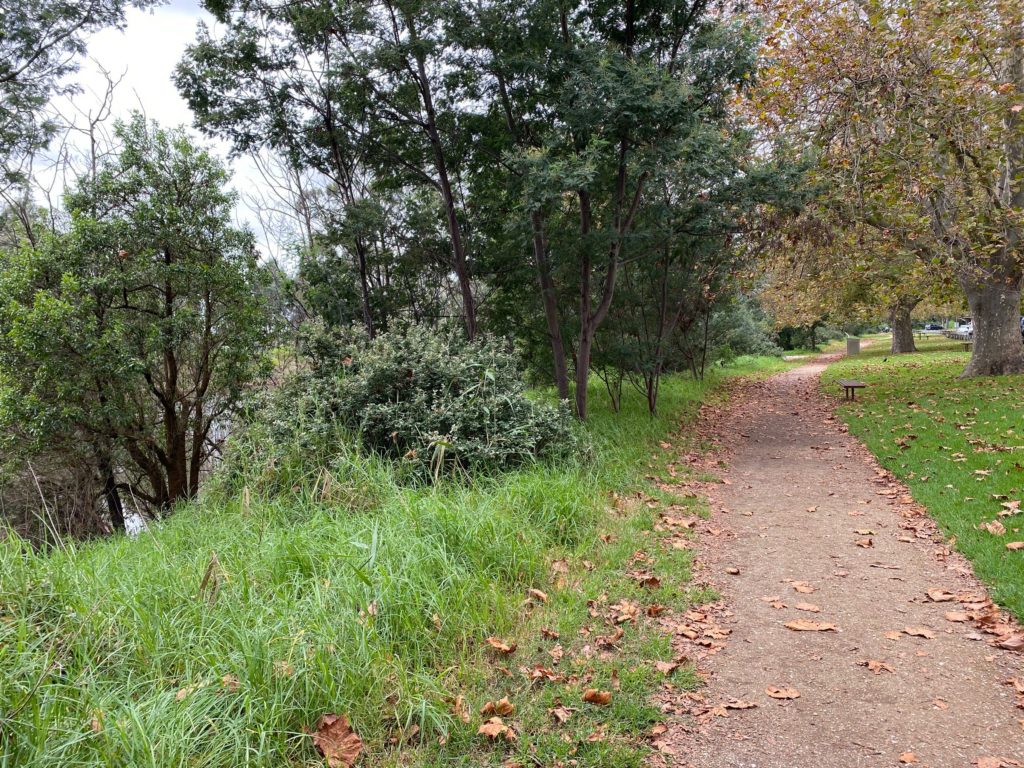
[924,323,943,331]
[957,322,973,338]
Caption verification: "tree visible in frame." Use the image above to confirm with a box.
[753,0,1024,375]
[175,0,479,339]
[463,0,764,418]
[0,0,155,179]
[0,116,271,528]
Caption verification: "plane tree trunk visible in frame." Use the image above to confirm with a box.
[959,266,1024,377]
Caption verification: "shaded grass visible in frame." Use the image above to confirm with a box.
[823,335,1024,620]
[0,358,786,767]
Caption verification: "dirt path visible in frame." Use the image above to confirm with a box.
[661,359,1024,768]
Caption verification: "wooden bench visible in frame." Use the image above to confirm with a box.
[838,379,867,401]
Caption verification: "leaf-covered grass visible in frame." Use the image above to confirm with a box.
[823,335,1024,620]
[0,358,787,767]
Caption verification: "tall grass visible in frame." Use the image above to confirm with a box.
[0,360,783,767]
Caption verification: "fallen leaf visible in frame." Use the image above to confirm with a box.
[527,588,548,603]
[855,538,874,548]
[654,660,679,675]
[899,753,919,764]
[794,602,821,613]
[944,611,970,623]
[926,588,956,602]
[725,567,740,575]
[904,626,937,639]
[981,520,1007,536]
[486,637,516,654]
[582,688,613,706]
[312,714,363,768]
[549,705,574,724]
[784,619,837,632]
[766,686,800,699]
[996,633,1024,651]
[790,581,816,594]
[478,717,517,742]
[858,659,895,674]
[1007,542,1024,551]
[480,697,515,716]
[451,696,471,723]
[884,630,903,640]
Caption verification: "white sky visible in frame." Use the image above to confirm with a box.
[55,1,279,258]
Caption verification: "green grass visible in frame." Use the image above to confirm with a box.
[0,357,785,768]
[823,335,1024,620]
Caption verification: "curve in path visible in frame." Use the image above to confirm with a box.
[668,359,1024,768]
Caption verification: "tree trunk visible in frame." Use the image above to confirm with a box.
[98,453,126,533]
[888,296,919,354]
[354,237,376,339]
[531,210,570,400]
[959,269,1024,377]
[574,322,596,421]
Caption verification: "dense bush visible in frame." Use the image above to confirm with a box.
[236,323,583,483]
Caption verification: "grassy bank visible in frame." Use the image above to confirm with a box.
[823,335,1024,620]
[0,358,785,768]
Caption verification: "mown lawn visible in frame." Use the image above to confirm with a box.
[824,335,1024,620]
[0,357,787,768]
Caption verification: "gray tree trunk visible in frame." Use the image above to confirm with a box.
[960,270,1024,377]
[889,297,919,354]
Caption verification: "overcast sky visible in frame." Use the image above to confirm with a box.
[64,1,280,258]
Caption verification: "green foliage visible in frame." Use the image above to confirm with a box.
[0,363,792,767]
[238,323,582,482]
[0,115,272,517]
[824,337,1024,619]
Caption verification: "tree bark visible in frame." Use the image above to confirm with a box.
[959,268,1024,377]
[531,210,570,400]
[888,296,919,354]
[98,453,125,533]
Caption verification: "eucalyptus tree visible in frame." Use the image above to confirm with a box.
[460,0,764,418]
[175,0,479,339]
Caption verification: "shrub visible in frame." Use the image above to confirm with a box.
[235,323,583,483]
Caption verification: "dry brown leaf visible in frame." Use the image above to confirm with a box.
[725,567,740,575]
[926,588,956,602]
[981,520,1007,536]
[996,633,1024,651]
[451,696,471,723]
[899,753,919,764]
[312,714,363,768]
[784,619,837,632]
[582,688,613,706]
[854,537,874,548]
[790,581,816,594]
[1007,542,1024,551]
[478,716,517,742]
[480,696,515,716]
[858,659,895,674]
[766,686,800,699]
[527,588,548,603]
[945,611,970,623]
[904,626,937,639]
[486,637,517,654]
[549,705,573,724]
[654,660,679,675]
[540,627,559,639]
[548,644,563,664]
[794,602,821,613]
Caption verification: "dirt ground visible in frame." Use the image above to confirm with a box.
[653,358,1024,768]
